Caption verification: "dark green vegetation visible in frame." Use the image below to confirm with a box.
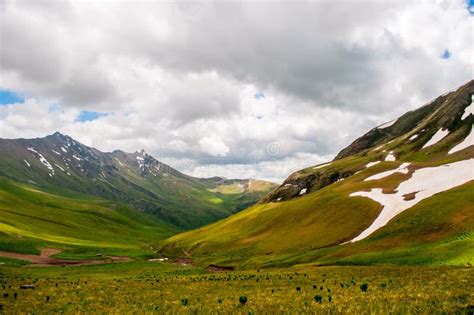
[0,262,472,313]
[160,80,474,268]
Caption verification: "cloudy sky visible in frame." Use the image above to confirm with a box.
[0,0,472,182]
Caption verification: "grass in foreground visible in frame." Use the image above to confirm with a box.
[0,262,472,313]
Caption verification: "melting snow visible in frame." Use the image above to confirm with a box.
[28,147,54,173]
[136,156,145,170]
[449,124,473,154]
[461,96,474,120]
[365,162,410,181]
[61,147,67,153]
[422,128,449,149]
[52,150,61,155]
[409,134,418,141]
[114,157,125,167]
[299,188,308,195]
[349,158,474,242]
[72,155,81,161]
[377,119,397,129]
[313,162,331,170]
[365,161,381,168]
[54,163,65,172]
[373,145,384,151]
[39,155,54,172]
[23,160,30,167]
[385,151,396,161]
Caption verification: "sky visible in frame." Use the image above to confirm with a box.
[0,0,472,183]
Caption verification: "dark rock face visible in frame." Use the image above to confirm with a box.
[260,168,353,203]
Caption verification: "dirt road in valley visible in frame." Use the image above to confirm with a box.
[0,248,130,266]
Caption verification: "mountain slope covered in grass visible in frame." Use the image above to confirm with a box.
[160,80,474,268]
[0,177,175,257]
[0,133,276,231]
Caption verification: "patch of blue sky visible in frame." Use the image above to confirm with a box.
[440,49,451,60]
[254,91,265,100]
[467,0,474,14]
[76,110,108,122]
[0,90,24,105]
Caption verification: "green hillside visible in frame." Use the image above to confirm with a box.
[0,134,276,231]
[160,80,474,268]
[0,176,176,258]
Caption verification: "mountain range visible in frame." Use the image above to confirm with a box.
[0,134,275,254]
[0,80,472,268]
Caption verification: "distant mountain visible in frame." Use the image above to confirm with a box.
[160,80,474,268]
[0,133,276,230]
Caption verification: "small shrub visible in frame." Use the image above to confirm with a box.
[181,298,188,306]
[296,287,301,292]
[314,295,323,303]
[239,296,248,305]
[360,283,368,292]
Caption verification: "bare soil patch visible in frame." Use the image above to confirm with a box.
[0,248,130,267]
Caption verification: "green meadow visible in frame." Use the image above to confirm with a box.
[1,261,473,314]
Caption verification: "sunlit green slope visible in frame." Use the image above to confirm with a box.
[160,80,474,268]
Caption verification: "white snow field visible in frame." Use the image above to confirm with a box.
[313,162,331,170]
[448,124,473,154]
[365,161,381,168]
[385,151,396,161]
[461,95,474,120]
[422,128,449,149]
[364,162,410,181]
[349,158,474,242]
[377,119,397,129]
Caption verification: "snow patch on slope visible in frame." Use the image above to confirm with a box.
[422,128,449,149]
[449,124,473,154]
[365,161,381,168]
[349,158,474,242]
[461,95,474,120]
[409,134,418,141]
[23,160,30,167]
[365,162,410,181]
[54,163,65,172]
[313,162,331,170]
[377,119,397,129]
[27,147,54,174]
[385,151,396,161]
[299,188,307,195]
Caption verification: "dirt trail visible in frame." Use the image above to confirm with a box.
[0,248,130,267]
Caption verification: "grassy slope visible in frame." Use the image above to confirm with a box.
[0,136,276,231]
[160,113,474,268]
[0,176,176,256]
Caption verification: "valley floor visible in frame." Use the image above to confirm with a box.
[0,259,472,314]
